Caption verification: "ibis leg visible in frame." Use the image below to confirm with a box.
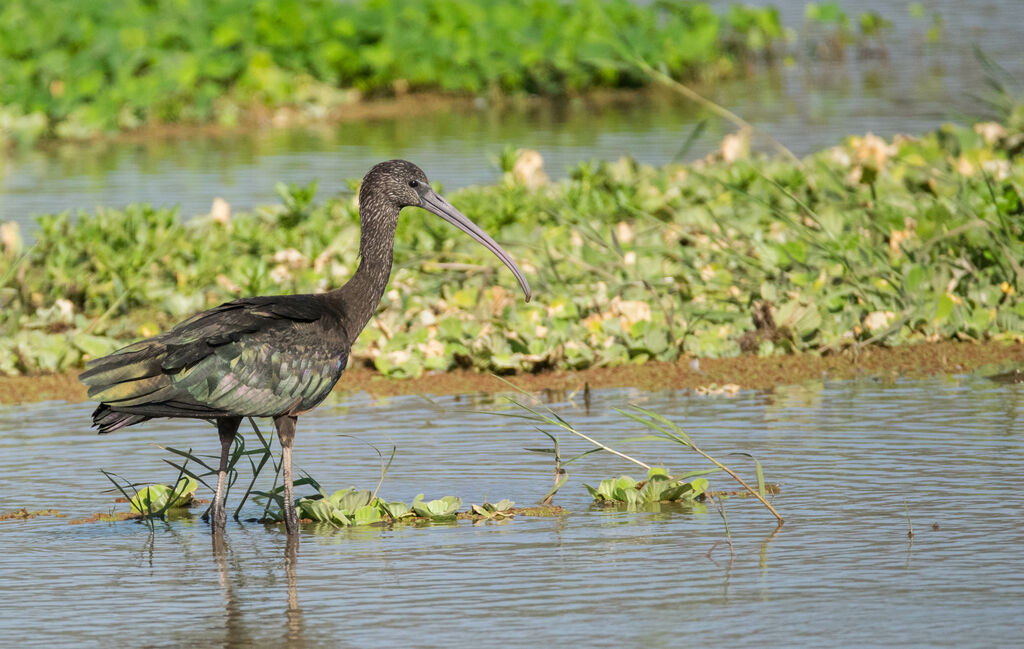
[211,416,242,530]
[274,414,299,535]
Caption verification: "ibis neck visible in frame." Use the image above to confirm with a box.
[328,205,399,342]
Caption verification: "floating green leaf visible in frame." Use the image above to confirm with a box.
[129,477,197,514]
[411,494,463,520]
[378,500,415,520]
[297,496,352,527]
[352,503,384,526]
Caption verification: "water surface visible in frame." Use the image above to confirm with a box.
[2,0,1022,233]
[1,377,1022,648]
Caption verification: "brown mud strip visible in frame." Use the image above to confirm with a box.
[2,341,1022,406]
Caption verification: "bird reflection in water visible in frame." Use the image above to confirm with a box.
[284,535,302,646]
[212,532,307,648]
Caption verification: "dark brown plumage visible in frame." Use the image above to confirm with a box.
[80,160,531,534]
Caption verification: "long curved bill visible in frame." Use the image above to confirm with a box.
[421,189,532,302]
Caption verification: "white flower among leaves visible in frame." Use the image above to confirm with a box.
[864,310,895,332]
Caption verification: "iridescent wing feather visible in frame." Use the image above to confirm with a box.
[80,295,348,432]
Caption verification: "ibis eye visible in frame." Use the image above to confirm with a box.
[409,180,419,188]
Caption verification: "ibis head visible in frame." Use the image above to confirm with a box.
[359,160,531,302]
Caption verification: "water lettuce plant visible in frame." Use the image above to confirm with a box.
[2,110,1022,377]
[377,500,415,521]
[297,488,382,527]
[584,468,709,506]
[278,487,465,527]
[128,476,198,514]
[101,469,198,519]
[410,494,462,521]
[94,415,532,529]
[470,499,515,520]
[497,377,782,523]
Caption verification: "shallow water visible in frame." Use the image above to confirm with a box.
[2,0,1023,233]
[1,377,1022,648]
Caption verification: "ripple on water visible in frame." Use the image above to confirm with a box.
[1,376,1022,648]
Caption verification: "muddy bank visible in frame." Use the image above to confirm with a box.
[45,87,666,149]
[3,341,1021,406]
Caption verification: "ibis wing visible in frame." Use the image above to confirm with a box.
[81,295,348,425]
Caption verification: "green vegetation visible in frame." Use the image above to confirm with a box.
[410,494,462,521]
[127,476,197,515]
[469,499,516,520]
[2,111,1022,378]
[500,382,781,523]
[89,379,780,529]
[290,488,462,527]
[97,435,529,529]
[585,468,709,507]
[101,470,199,522]
[801,2,893,57]
[0,0,785,146]
[296,488,382,527]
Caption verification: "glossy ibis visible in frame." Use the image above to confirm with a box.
[80,160,531,534]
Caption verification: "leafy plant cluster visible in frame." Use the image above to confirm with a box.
[2,112,1023,376]
[800,1,892,50]
[585,467,708,507]
[102,468,201,525]
[95,387,781,530]
[98,417,518,528]
[291,487,464,527]
[127,476,197,515]
[287,490,517,527]
[0,0,783,145]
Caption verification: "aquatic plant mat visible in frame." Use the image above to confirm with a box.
[2,340,1021,405]
[46,376,784,536]
[54,500,566,528]
[4,104,1023,378]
